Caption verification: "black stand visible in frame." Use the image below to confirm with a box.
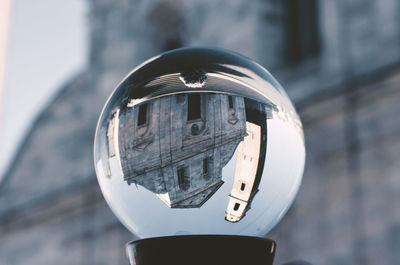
[126,235,276,265]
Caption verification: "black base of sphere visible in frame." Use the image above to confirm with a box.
[126,235,276,265]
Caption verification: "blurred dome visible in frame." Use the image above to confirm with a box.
[94,47,305,238]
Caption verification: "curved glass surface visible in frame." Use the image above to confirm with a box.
[94,47,305,238]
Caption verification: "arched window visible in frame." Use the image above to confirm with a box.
[234,203,240,211]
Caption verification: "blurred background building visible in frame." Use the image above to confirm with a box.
[0,0,399,264]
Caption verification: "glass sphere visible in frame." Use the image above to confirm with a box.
[94,47,305,238]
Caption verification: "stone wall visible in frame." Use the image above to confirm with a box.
[270,70,400,265]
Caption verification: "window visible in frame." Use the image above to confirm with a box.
[137,103,148,126]
[203,158,209,175]
[187,94,201,120]
[240,183,246,191]
[203,157,212,180]
[228,96,234,109]
[177,167,185,186]
[177,167,189,190]
[234,203,240,211]
[283,0,320,64]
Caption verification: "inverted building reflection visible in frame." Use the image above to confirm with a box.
[98,93,271,220]
[106,93,247,207]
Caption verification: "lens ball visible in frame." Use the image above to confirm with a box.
[94,47,305,238]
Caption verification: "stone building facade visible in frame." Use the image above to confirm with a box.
[1,0,400,265]
[117,94,246,182]
[116,93,246,208]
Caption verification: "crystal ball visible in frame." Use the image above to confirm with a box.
[94,47,305,238]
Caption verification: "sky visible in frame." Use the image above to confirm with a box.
[0,0,11,109]
[0,0,88,180]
